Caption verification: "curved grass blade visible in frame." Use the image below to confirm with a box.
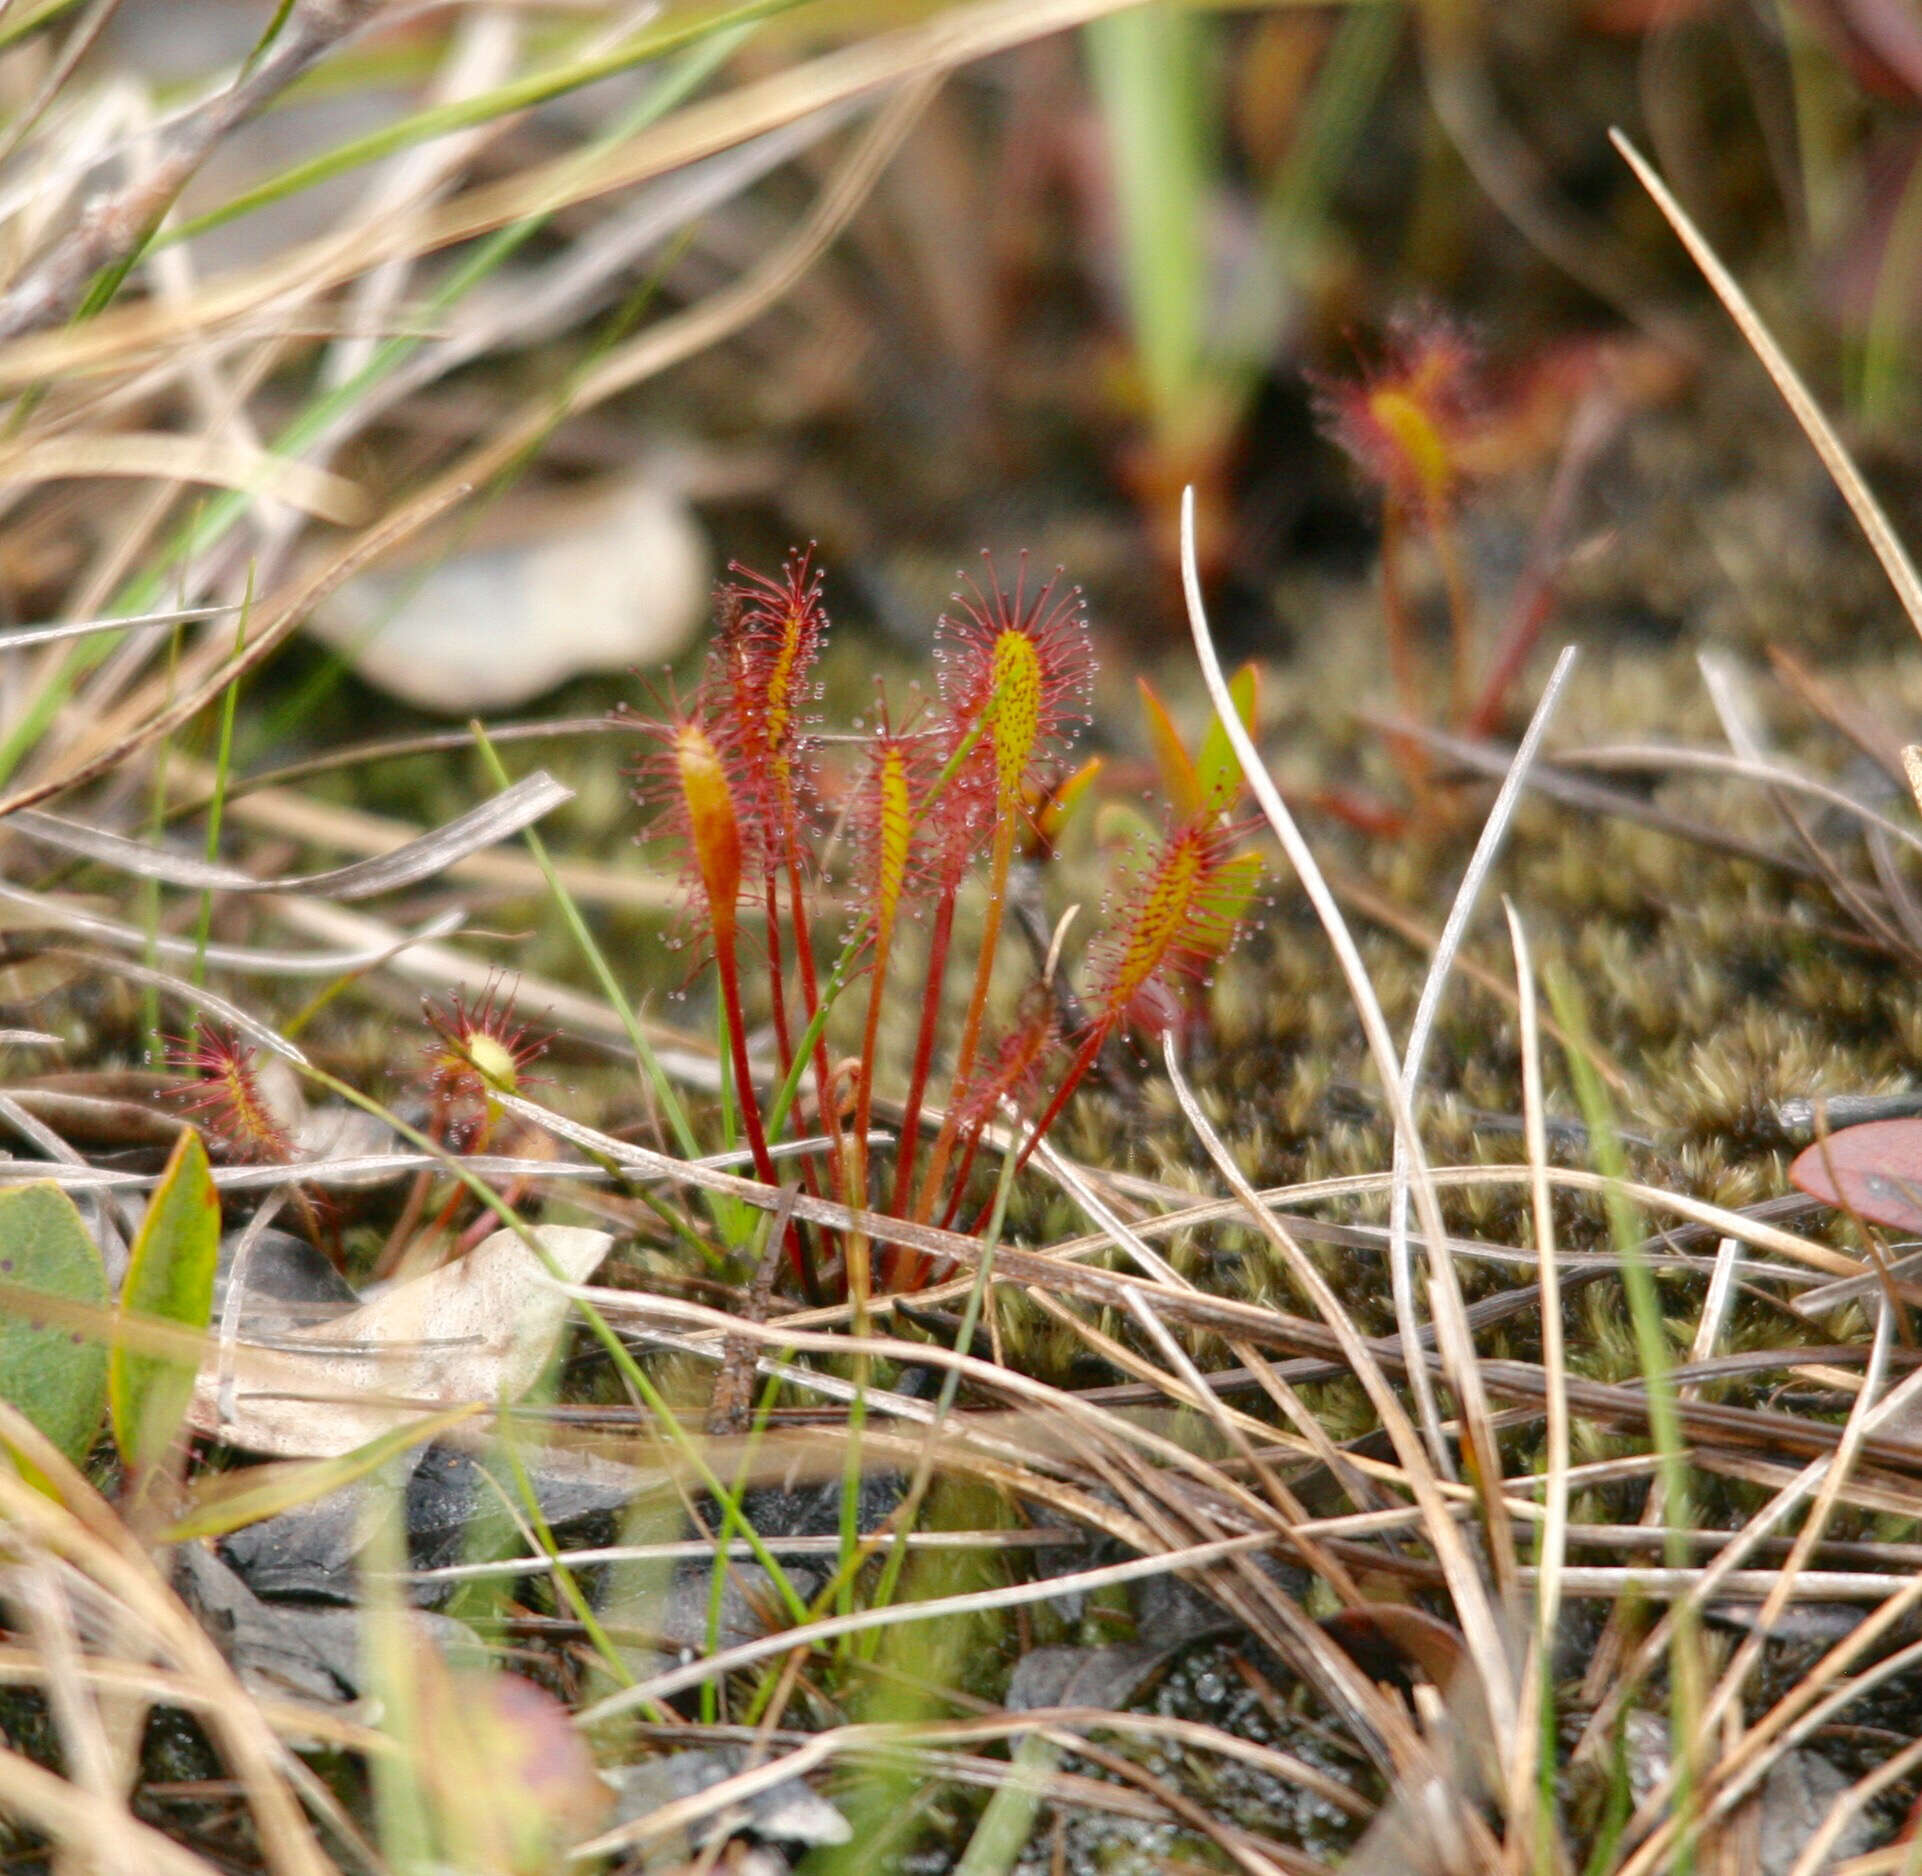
[10,770,571,899]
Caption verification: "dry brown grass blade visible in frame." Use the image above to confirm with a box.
[0,1743,228,1875]
[6,1554,149,1869]
[0,432,366,520]
[577,1713,1346,1871]
[0,1406,334,1876]
[0,0,1157,390]
[163,749,681,912]
[0,1648,384,1755]
[1602,1320,1906,1863]
[1025,1124,1371,1594]
[1496,899,1567,1867]
[0,0,124,175]
[1384,643,1574,1526]
[1326,861,1632,1092]
[1537,740,1922,861]
[1611,128,1922,645]
[587,1283,1338,1541]
[0,878,466,974]
[1382,715,1834,882]
[0,488,461,817]
[574,1529,1276,1737]
[258,896,714,1067]
[1700,649,1916,961]
[1610,1581,1922,1876]
[1183,482,1519,1750]
[1767,644,1910,784]
[771,1160,1860,1351]
[11,770,569,896]
[1574,1357,1922,1779]
[14,68,935,818]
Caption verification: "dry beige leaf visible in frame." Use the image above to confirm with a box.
[191,1225,611,1458]
[305,474,706,711]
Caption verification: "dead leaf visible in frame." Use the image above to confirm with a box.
[1789,1119,1922,1233]
[308,473,706,712]
[190,1224,611,1457]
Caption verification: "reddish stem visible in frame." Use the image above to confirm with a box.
[782,833,844,1199]
[1008,1023,1105,1179]
[885,884,960,1285]
[762,872,796,1078]
[1468,389,1615,736]
[1427,495,1475,728]
[852,923,895,1208]
[1378,497,1430,797]
[715,918,814,1293]
[913,810,1016,1221]
[958,1022,1109,1238]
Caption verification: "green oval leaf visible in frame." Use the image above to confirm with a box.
[0,1184,108,1465]
[110,1129,219,1470]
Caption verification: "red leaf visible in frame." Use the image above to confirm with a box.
[1790,1120,1922,1233]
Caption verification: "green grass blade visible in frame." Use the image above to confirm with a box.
[1084,4,1208,443]
[1548,965,1700,1876]
[165,0,805,249]
[191,577,254,989]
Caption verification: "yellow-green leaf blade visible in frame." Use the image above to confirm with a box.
[110,1130,220,1470]
[1195,660,1259,814]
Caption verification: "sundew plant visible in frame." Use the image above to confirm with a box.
[631,552,1262,1303]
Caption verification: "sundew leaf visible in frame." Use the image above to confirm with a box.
[1136,675,1202,819]
[1194,659,1258,814]
[111,1129,219,1470]
[0,1183,108,1464]
[1198,849,1265,956]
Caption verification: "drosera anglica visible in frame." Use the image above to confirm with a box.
[165,1027,338,1262]
[707,550,833,1142]
[910,553,1095,1223]
[632,548,1255,1297]
[1003,809,1262,1196]
[421,975,551,1155]
[165,1027,295,1168]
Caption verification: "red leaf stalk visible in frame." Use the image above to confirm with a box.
[1005,814,1257,1188]
[711,554,839,1192]
[912,558,1092,1222]
[934,991,1062,1235]
[890,861,963,1222]
[637,704,818,1289]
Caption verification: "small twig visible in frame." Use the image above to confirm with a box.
[0,0,124,175]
